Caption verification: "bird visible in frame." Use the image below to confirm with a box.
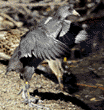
[40,5,88,90]
[5,4,83,107]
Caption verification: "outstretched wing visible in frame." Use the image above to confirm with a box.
[18,28,69,60]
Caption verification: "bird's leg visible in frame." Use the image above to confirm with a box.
[21,81,38,103]
[18,80,50,109]
[57,73,64,90]
[22,81,30,103]
[47,59,64,90]
[21,81,46,108]
[57,57,69,89]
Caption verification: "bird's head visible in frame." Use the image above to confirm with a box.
[55,4,80,20]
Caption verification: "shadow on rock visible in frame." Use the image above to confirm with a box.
[30,89,91,110]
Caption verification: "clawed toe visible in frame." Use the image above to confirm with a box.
[22,98,50,109]
[29,103,50,109]
[22,96,39,104]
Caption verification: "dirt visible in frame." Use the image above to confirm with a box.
[0,62,83,110]
[1,49,104,110]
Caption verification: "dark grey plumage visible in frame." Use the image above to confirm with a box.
[18,27,69,60]
[6,4,82,106]
[41,5,86,49]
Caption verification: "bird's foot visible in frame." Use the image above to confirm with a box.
[22,96,49,109]
[22,95,39,104]
[28,103,50,109]
[18,82,50,109]
[18,88,42,107]
[57,76,64,91]
[22,96,40,107]
[21,89,50,109]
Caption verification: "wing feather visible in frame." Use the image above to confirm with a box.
[18,27,69,60]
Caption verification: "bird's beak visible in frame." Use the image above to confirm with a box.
[72,10,80,16]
